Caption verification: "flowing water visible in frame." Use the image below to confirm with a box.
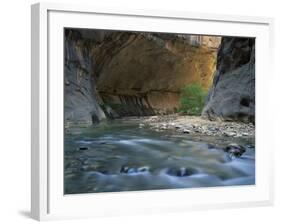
[64,118,255,194]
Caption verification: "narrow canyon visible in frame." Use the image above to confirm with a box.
[64,29,254,126]
[64,28,255,194]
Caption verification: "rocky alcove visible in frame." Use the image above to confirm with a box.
[64,28,255,126]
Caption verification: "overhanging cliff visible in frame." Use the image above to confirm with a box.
[64,29,221,125]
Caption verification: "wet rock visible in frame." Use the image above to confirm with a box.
[167,167,197,177]
[120,165,150,174]
[137,166,150,172]
[182,129,191,134]
[224,143,246,158]
[97,169,109,175]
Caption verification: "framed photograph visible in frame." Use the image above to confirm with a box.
[31,2,274,221]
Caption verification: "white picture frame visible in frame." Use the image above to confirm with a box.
[31,2,274,221]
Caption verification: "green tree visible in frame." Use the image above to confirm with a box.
[179,83,207,115]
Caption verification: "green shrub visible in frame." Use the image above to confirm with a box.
[179,83,207,115]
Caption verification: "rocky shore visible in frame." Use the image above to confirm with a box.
[138,114,255,138]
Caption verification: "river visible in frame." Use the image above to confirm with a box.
[64,118,255,194]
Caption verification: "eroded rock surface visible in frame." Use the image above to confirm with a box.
[94,32,220,116]
[202,37,255,123]
[64,29,221,124]
[64,30,106,126]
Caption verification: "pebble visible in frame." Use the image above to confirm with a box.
[182,129,191,134]
[141,115,254,138]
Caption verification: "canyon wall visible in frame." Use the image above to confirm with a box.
[94,32,220,116]
[202,37,255,123]
[64,30,106,126]
[64,29,221,125]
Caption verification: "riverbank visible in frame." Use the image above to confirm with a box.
[135,114,255,138]
[66,114,255,140]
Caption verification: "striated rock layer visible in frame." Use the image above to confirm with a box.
[64,30,106,126]
[64,29,221,125]
[96,33,220,116]
[202,37,255,123]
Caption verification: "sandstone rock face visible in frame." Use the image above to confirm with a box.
[64,30,106,126]
[202,37,255,123]
[94,32,220,116]
[64,29,221,124]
